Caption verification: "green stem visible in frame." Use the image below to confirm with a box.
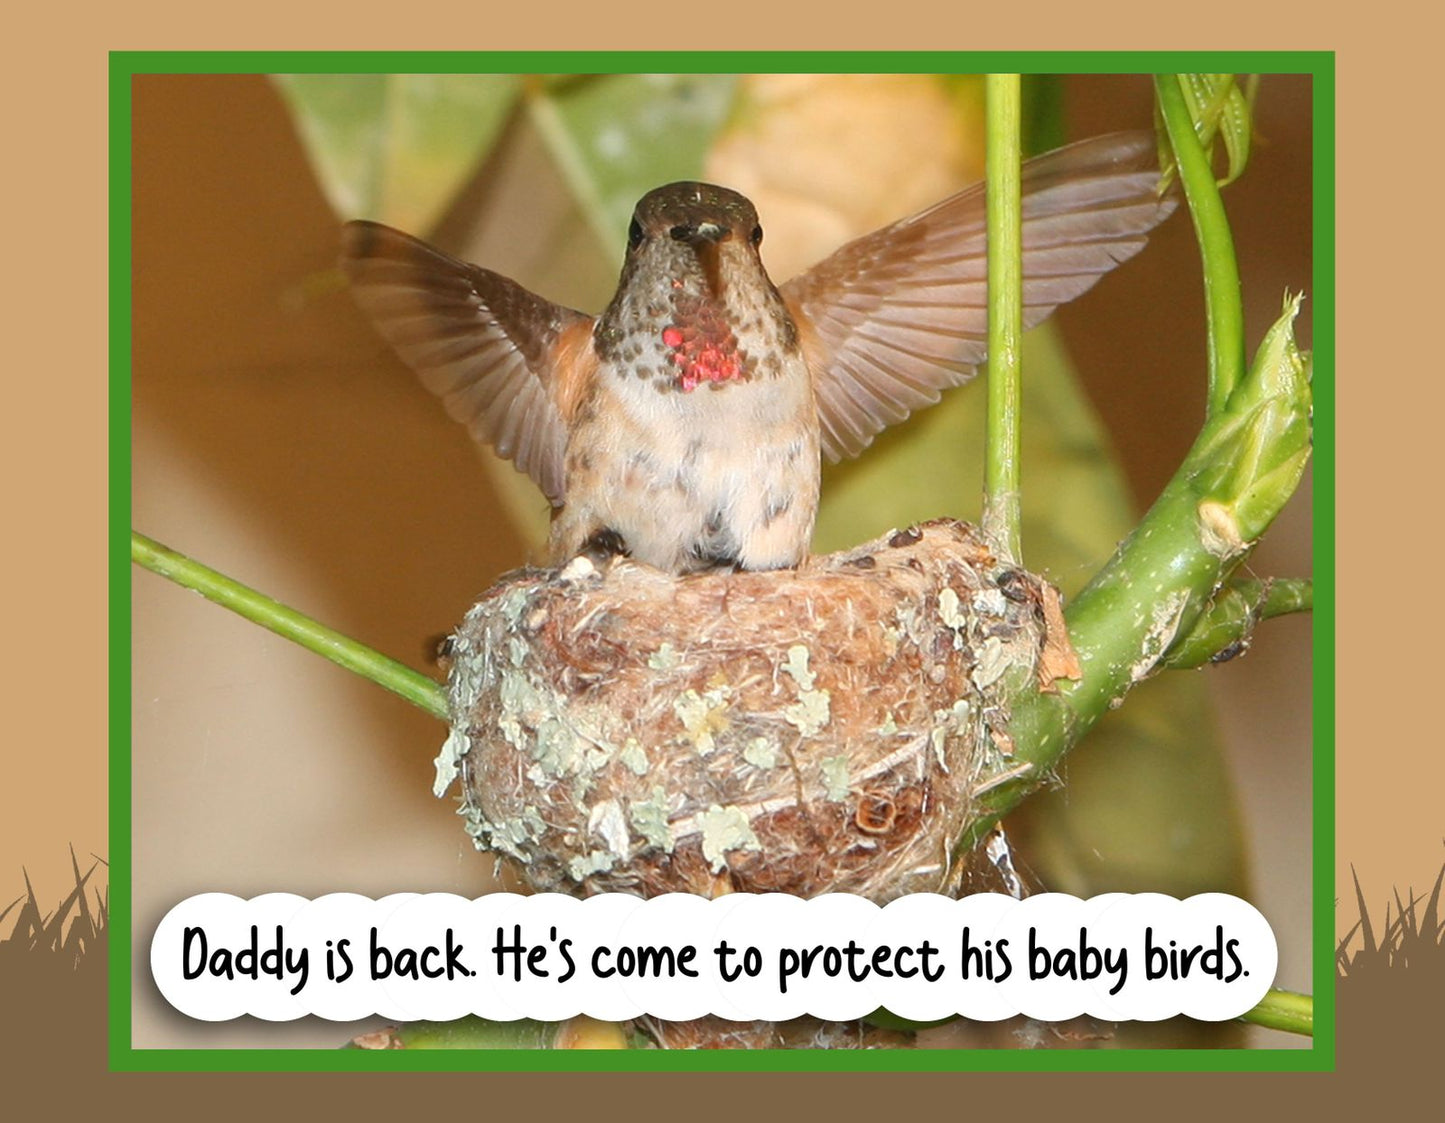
[1163,577,1313,670]
[953,84,1307,852]
[1156,74,1246,417]
[1239,988,1313,1037]
[131,531,448,722]
[983,73,1024,564]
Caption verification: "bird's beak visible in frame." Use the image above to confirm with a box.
[670,222,733,298]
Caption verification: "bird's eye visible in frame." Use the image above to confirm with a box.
[628,219,644,250]
[750,224,763,246]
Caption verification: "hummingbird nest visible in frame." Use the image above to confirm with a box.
[434,519,1078,902]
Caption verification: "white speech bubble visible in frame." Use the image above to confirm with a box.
[867,893,1020,1023]
[289,892,395,1023]
[997,893,1127,1022]
[149,891,1279,1024]
[373,892,488,1024]
[781,892,882,1023]
[151,892,310,1022]
[611,892,718,1022]
[487,893,586,1022]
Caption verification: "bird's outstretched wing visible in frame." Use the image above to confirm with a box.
[780,132,1178,462]
[341,221,592,505]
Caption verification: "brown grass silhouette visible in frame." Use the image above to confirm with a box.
[1336,855,1445,1069]
[0,848,109,1063]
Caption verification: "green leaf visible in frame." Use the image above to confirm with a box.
[1157,73,1255,188]
[271,74,521,231]
[1185,293,1312,543]
[535,74,741,258]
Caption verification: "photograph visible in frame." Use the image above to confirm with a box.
[124,61,1317,1060]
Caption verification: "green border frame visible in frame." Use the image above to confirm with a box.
[111,50,1335,1073]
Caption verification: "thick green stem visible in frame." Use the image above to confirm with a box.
[983,73,1023,564]
[132,531,448,722]
[1156,74,1246,416]
[976,470,1247,839]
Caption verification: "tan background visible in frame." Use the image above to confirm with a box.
[0,0,1424,1105]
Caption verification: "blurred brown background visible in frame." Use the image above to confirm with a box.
[124,71,1314,1049]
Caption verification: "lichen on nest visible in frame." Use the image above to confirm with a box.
[436,518,1077,903]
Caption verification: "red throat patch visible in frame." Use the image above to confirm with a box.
[661,312,746,392]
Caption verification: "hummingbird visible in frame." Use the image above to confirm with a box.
[341,132,1176,574]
